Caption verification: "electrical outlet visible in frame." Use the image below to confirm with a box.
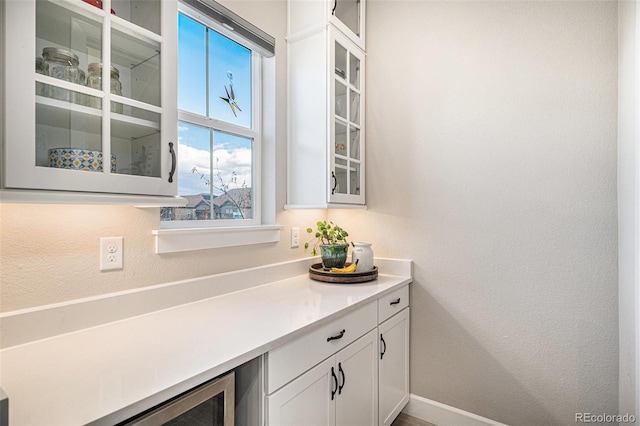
[100,237,123,271]
[291,227,300,248]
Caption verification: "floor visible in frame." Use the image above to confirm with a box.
[391,413,438,426]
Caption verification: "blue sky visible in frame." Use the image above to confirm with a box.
[177,13,253,198]
[178,13,252,127]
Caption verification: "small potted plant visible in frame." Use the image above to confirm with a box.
[305,221,350,269]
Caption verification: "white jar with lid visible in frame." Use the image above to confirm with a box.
[351,242,374,272]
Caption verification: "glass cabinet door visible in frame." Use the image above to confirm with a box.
[3,0,177,196]
[112,0,161,33]
[35,0,104,173]
[330,0,365,50]
[110,26,163,178]
[330,30,364,204]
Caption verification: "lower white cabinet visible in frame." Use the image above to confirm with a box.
[267,329,378,425]
[265,284,411,426]
[379,308,410,426]
[267,356,333,425]
[336,329,379,425]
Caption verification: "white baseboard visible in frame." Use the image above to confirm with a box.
[403,394,508,426]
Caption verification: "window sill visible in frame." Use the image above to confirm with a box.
[152,224,283,253]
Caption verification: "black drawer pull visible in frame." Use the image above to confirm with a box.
[331,367,338,400]
[338,362,345,394]
[380,334,387,359]
[390,298,401,306]
[331,172,338,195]
[168,142,176,183]
[327,329,346,342]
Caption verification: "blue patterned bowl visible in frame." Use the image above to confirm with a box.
[48,148,116,173]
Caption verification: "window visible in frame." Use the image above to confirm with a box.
[155,0,280,253]
[161,3,261,227]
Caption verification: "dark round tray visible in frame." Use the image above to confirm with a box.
[308,262,378,283]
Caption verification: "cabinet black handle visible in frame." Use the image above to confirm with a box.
[331,367,338,400]
[331,172,338,195]
[390,298,401,306]
[332,0,337,15]
[380,334,387,360]
[168,142,176,183]
[338,362,345,394]
[327,329,345,342]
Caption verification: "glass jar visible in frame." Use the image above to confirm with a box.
[75,69,87,106]
[42,47,79,102]
[35,57,46,97]
[87,63,123,113]
[110,66,123,114]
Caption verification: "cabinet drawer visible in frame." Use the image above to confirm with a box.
[266,301,377,394]
[378,285,409,323]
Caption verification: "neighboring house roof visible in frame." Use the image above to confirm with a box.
[180,188,251,209]
[211,188,251,208]
[182,194,209,208]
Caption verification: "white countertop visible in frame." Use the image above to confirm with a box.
[0,258,412,425]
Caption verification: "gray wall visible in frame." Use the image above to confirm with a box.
[618,0,638,420]
[0,0,324,312]
[0,1,622,424]
[332,1,619,424]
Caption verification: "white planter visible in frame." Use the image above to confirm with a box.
[352,242,374,272]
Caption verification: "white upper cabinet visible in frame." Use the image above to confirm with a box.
[330,30,365,205]
[286,0,366,208]
[2,0,178,196]
[289,0,365,50]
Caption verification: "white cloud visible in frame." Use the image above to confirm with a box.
[177,144,252,196]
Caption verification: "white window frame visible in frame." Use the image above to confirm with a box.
[153,1,281,253]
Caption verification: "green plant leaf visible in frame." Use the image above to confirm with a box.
[304,220,350,254]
